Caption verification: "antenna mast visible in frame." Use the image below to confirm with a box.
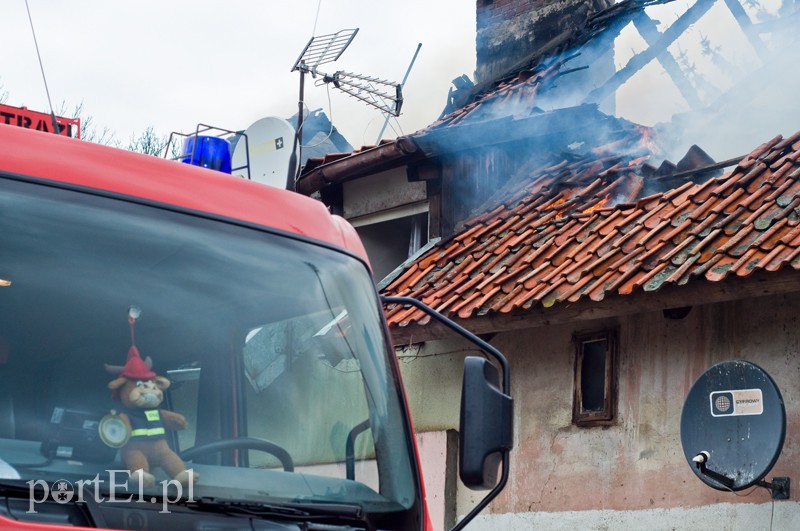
[288,29,359,191]
[376,42,421,143]
[288,28,404,190]
[24,0,60,135]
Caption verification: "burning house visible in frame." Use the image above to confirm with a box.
[298,0,800,528]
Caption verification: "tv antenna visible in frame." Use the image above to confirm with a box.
[286,28,404,190]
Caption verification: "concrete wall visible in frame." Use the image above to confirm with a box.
[398,292,800,527]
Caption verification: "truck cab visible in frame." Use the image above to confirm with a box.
[0,125,511,530]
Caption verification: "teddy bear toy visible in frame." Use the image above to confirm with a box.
[106,342,198,488]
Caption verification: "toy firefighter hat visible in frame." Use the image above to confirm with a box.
[121,345,156,380]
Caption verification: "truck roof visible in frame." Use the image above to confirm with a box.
[0,125,368,262]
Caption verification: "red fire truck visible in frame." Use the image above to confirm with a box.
[0,124,511,530]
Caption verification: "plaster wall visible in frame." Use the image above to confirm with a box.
[416,430,457,531]
[397,338,475,432]
[342,168,426,220]
[398,292,800,526]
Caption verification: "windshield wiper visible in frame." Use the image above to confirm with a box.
[0,478,33,495]
[182,496,365,522]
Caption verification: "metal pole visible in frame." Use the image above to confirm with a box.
[287,68,306,191]
[375,43,421,144]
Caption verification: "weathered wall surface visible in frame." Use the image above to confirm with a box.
[398,292,800,526]
[397,337,470,432]
[464,502,800,529]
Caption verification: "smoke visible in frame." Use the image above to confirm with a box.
[529,0,800,166]
[610,0,800,163]
[407,0,800,234]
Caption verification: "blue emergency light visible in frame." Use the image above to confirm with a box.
[181,135,232,174]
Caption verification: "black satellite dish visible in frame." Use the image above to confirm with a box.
[680,360,788,496]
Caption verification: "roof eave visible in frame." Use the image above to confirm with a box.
[387,268,800,344]
[296,136,423,195]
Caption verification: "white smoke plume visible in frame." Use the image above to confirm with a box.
[610,0,800,163]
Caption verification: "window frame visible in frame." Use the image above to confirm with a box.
[572,329,618,427]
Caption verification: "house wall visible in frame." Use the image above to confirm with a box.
[342,168,428,280]
[342,168,425,220]
[398,292,800,528]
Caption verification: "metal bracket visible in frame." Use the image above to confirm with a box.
[696,460,735,489]
[697,458,790,499]
[759,477,790,500]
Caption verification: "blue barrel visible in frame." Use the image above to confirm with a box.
[181,135,232,174]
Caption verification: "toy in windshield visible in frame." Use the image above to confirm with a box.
[101,307,198,487]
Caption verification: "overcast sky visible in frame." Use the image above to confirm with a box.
[2,0,476,148]
[4,0,796,164]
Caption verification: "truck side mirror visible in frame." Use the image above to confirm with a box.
[459,356,513,490]
[380,296,513,531]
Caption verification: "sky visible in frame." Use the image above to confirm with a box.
[3,0,797,165]
[2,0,477,148]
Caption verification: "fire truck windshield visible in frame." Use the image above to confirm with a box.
[0,176,420,527]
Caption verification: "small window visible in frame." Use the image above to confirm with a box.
[573,330,617,426]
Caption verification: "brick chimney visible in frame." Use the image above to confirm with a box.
[475,0,613,84]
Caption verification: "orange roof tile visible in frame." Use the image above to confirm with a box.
[381,132,800,328]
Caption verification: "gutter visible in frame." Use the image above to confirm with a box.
[295,136,422,195]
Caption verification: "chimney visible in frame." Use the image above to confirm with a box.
[475,0,614,84]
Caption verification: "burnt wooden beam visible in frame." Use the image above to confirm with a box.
[653,154,744,182]
[387,268,800,344]
[586,0,675,28]
[631,12,703,108]
[722,0,769,60]
[584,0,716,105]
[442,0,663,119]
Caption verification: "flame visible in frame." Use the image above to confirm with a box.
[550,197,568,219]
[636,125,659,154]
[583,195,609,214]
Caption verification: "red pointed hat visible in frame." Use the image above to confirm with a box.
[120,345,156,380]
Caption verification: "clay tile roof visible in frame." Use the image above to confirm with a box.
[381,130,800,328]
[299,139,396,175]
[424,61,565,131]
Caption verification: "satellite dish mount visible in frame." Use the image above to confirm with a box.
[287,28,403,190]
